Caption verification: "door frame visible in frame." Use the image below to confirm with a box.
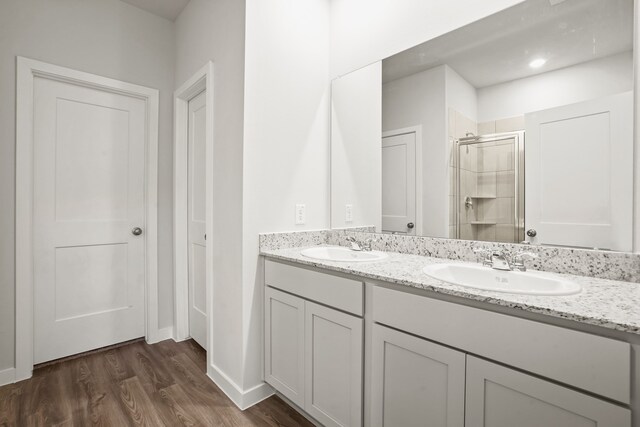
[15,57,160,381]
[173,62,214,345]
[381,126,423,236]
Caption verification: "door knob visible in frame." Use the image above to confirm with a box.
[407,222,415,229]
[132,227,143,236]
[526,229,537,237]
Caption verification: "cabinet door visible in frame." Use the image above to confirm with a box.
[305,301,363,427]
[371,324,465,427]
[264,286,305,407]
[465,356,631,427]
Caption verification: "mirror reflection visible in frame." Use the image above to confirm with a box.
[332,0,634,251]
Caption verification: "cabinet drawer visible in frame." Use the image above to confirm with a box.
[373,286,631,404]
[265,260,363,316]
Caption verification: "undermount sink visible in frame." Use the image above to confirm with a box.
[423,263,581,296]
[301,246,388,262]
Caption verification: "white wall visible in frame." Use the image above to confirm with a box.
[243,0,331,392]
[331,63,382,230]
[0,0,175,372]
[446,66,478,122]
[175,0,247,392]
[382,66,448,237]
[478,52,633,122]
[330,0,525,77]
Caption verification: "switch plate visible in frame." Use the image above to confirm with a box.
[295,204,306,225]
[345,204,353,222]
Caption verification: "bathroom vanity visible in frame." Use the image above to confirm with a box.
[261,240,639,427]
[261,0,640,424]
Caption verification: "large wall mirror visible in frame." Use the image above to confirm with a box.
[331,0,635,251]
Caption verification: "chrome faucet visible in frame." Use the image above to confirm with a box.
[474,248,538,272]
[474,249,511,271]
[346,236,362,251]
[346,236,376,252]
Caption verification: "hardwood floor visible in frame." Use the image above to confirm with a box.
[0,339,313,426]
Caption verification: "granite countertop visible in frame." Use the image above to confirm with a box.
[261,245,640,335]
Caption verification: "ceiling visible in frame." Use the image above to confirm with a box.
[382,0,633,87]
[120,0,190,21]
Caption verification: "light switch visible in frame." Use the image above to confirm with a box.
[295,204,306,225]
[345,204,353,222]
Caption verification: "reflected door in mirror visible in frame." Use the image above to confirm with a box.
[382,132,416,235]
[525,92,633,251]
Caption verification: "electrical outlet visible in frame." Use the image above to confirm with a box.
[295,204,306,225]
[345,204,353,222]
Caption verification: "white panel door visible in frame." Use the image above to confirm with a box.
[304,301,363,427]
[264,286,306,408]
[525,92,633,251]
[33,76,146,364]
[188,90,207,348]
[465,356,631,427]
[371,324,465,427]
[382,132,416,234]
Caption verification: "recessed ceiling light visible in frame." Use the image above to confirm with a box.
[529,58,547,69]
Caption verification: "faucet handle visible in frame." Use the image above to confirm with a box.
[362,237,377,251]
[511,251,538,271]
[473,248,493,267]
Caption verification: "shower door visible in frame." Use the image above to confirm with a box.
[455,132,524,244]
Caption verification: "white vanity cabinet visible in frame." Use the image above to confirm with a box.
[370,326,631,427]
[263,259,633,427]
[465,356,631,427]
[371,324,466,427]
[264,261,364,427]
[371,285,632,427]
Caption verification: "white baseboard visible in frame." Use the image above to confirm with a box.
[207,364,274,410]
[0,367,16,387]
[147,326,174,344]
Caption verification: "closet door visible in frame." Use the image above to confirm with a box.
[187,90,207,348]
[370,324,465,427]
[465,356,631,427]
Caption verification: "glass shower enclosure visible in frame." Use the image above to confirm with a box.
[454,131,525,243]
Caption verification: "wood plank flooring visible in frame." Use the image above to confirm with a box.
[0,339,313,426]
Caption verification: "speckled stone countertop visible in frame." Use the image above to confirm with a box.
[261,246,640,335]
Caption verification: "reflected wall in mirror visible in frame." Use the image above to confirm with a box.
[331,0,635,251]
